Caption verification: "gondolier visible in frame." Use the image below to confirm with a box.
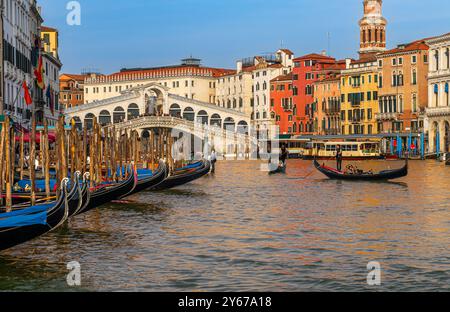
[336,145,343,172]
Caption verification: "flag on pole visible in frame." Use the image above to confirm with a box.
[22,81,33,106]
[34,55,45,89]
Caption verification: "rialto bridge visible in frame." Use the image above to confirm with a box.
[64,83,256,157]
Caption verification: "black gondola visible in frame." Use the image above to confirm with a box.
[151,160,211,191]
[313,159,408,181]
[129,161,168,195]
[0,179,73,252]
[76,166,137,215]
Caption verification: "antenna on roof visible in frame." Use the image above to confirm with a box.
[327,32,331,56]
[280,39,284,49]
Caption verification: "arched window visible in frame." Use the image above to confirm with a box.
[169,104,181,117]
[197,110,209,125]
[84,113,95,130]
[210,114,222,127]
[99,110,111,126]
[223,117,236,131]
[183,107,195,121]
[113,107,126,123]
[127,103,140,120]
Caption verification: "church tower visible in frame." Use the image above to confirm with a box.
[359,0,387,56]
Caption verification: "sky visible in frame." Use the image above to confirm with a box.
[38,0,450,74]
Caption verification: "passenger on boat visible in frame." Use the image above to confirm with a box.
[280,145,289,166]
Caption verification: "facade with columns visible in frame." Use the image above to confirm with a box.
[426,32,450,154]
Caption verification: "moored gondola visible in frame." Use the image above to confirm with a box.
[151,160,211,191]
[129,161,168,195]
[76,166,137,215]
[0,179,72,252]
[313,159,408,181]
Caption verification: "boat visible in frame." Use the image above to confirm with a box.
[0,179,72,252]
[151,160,211,191]
[313,159,408,181]
[129,161,168,195]
[76,166,137,215]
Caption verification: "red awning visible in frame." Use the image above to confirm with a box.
[15,133,56,144]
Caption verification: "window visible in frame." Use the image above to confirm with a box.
[368,108,373,120]
[378,60,383,67]
[367,91,372,101]
[412,55,417,64]
[392,58,397,66]
[412,69,417,85]
[398,57,403,65]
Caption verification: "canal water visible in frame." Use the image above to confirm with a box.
[0,160,449,292]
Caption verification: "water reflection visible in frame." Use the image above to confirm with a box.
[0,160,449,291]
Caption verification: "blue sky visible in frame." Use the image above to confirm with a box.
[39,0,450,74]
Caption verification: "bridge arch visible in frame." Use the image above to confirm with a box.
[72,116,82,130]
[237,120,249,135]
[210,114,222,128]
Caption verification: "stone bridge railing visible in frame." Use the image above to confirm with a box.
[105,116,256,145]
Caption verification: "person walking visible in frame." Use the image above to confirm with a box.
[336,145,343,172]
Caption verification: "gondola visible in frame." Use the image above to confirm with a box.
[76,166,137,215]
[313,159,408,181]
[0,179,73,252]
[129,161,168,195]
[151,160,211,191]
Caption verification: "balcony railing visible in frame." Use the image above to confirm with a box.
[375,112,400,121]
[426,106,450,117]
[324,107,341,115]
[324,129,339,135]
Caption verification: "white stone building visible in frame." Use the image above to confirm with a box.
[83,58,234,106]
[426,32,450,155]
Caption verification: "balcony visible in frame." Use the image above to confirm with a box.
[324,107,341,115]
[375,112,400,121]
[324,129,339,135]
[426,106,450,118]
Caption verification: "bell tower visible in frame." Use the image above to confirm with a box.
[359,0,387,56]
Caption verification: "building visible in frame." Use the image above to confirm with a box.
[313,74,342,135]
[291,53,344,135]
[426,32,450,155]
[59,74,86,109]
[377,40,429,134]
[2,0,42,125]
[41,25,58,59]
[251,50,293,136]
[215,60,254,115]
[270,73,294,135]
[83,58,234,106]
[340,57,379,135]
[359,0,387,56]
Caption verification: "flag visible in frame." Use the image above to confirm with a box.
[46,85,55,115]
[22,81,33,106]
[34,55,45,89]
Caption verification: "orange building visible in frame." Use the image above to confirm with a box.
[59,73,86,109]
[376,40,429,133]
[313,74,342,135]
[270,73,294,134]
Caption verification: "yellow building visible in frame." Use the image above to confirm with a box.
[340,56,379,135]
[41,26,59,59]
